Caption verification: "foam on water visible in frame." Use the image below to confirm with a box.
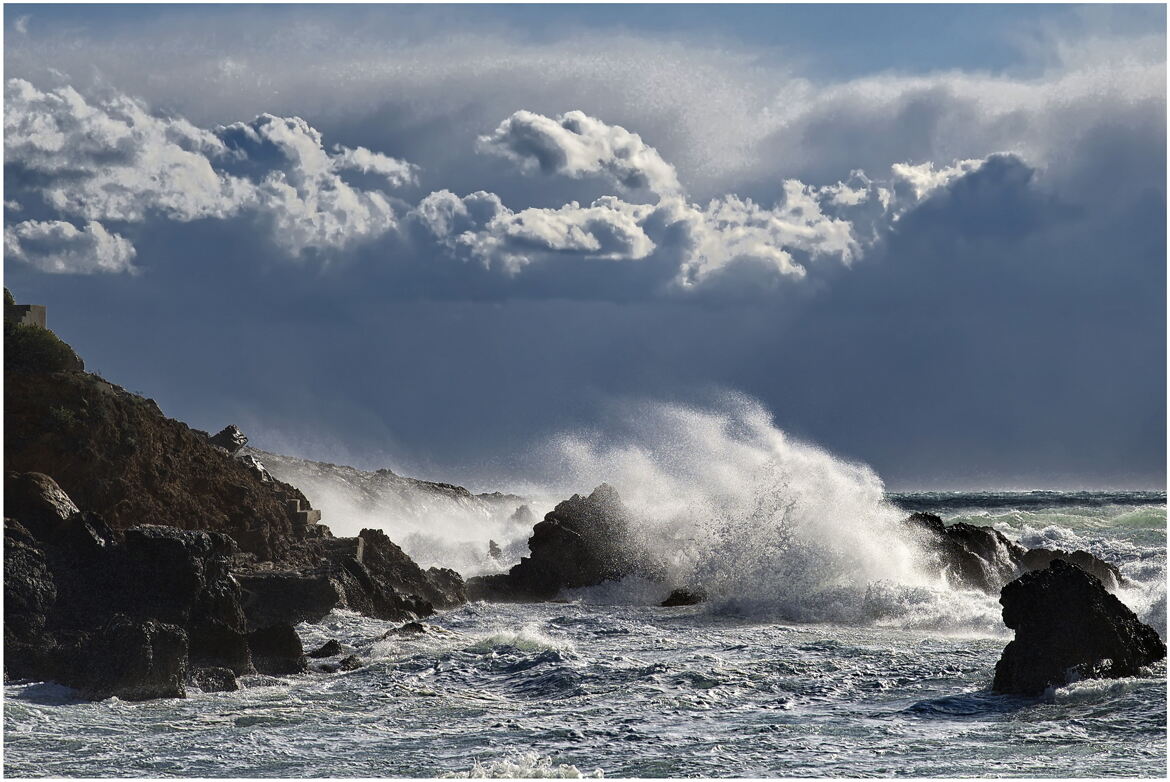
[443,752,604,778]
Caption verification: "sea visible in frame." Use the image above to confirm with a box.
[4,490,1165,778]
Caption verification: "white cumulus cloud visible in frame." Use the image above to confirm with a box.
[479,110,682,197]
[4,219,138,274]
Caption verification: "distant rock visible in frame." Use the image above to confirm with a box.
[1019,548,1122,592]
[903,512,1124,594]
[467,484,662,601]
[992,559,1165,696]
[308,639,343,659]
[209,425,249,455]
[661,588,707,607]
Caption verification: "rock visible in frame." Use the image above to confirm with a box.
[1019,548,1123,592]
[4,472,81,541]
[247,624,307,676]
[188,666,239,692]
[904,513,1025,593]
[55,615,188,701]
[320,654,363,674]
[467,484,662,601]
[3,519,58,679]
[992,559,1166,696]
[904,512,1126,596]
[661,588,707,607]
[235,570,345,630]
[488,539,503,561]
[5,349,316,561]
[236,454,273,482]
[383,621,427,638]
[209,425,249,455]
[308,639,343,658]
[358,528,466,610]
[3,479,251,694]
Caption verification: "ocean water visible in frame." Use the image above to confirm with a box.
[4,494,1166,779]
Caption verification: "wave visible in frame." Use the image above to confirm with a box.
[540,394,1002,631]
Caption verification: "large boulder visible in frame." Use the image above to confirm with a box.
[54,615,189,701]
[3,519,58,679]
[358,528,467,610]
[992,559,1165,696]
[247,623,307,676]
[467,484,662,601]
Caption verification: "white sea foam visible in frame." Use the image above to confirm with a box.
[539,394,998,630]
[444,752,604,778]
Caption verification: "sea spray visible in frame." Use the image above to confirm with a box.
[544,394,1000,629]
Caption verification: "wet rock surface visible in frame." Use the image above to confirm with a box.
[992,559,1166,695]
[467,484,663,601]
[904,511,1124,594]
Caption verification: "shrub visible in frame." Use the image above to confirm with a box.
[4,322,85,373]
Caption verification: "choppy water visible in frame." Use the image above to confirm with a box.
[4,496,1166,778]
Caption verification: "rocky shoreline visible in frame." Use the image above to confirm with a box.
[4,297,1164,701]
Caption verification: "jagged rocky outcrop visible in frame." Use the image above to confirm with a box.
[4,317,470,699]
[467,484,662,601]
[5,349,320,561]
[903,511,1122,594]
[992,559,1165,695]
[4,472,251,699]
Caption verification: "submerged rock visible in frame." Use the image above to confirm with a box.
[467,484,662,602]
[308,639,343,658]
[992,559,1165,696]
[188,666,239,693]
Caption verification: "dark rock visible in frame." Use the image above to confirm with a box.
[992,559,1166,695]
[358,528,466,610]
[235,570,344,630]
[308,639,343,658]
[383,621,427,637]
[488,539,503,560]
[3,519,58,679]
[329,554,429,622]
[209,425,249,455]
[467,484,662,601]
[904,511,1126,596]
[3,479,251,694]
[320,654,364,674]
[188,666,239,692]
[54,615,188,701]
[1019,548,1123,592]
[904,513,1025,593]
[661,588,707,607]
[4,472,81,541]
[5,351,316,561]
[247,624,307,676]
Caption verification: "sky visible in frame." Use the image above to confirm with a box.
[3,3,1166,491]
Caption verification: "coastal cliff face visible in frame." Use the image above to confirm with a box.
[4,364,313,562]
[3,303,466,698]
